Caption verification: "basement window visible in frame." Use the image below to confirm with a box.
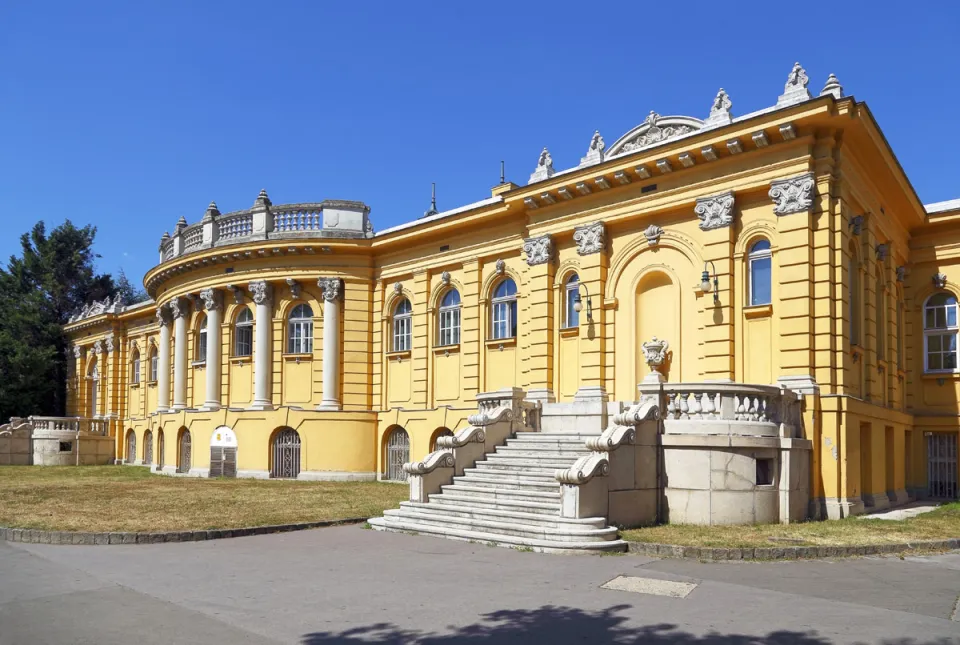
[59,441,73,453]
[756,458,775,486]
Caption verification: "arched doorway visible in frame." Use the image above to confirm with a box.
[430,427,454,452]
[177,429,191,474]
[209,426,238,478]
[385,427,410,482]
[157,429,165,470]
[271,428,301,479]
[126,429,136,464]
[143,430,153,465]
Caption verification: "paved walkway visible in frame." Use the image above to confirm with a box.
[860,501,941,521]
[2,526,959,644]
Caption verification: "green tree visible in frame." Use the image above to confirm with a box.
[0,221,116,420]
[115,268,149,306]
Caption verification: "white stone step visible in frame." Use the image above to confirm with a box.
[451,475,559,491]
[507,434,598,444]
[379,508,619,543]
[398,501,605,529]
[463,467,558,482]
[471,463,565,477]
[483,454,579,468]
[440,483,560,503]
[494,446,591,457]
[428,493,561,516]
[368,516,626,554]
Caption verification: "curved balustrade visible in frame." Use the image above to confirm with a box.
[659,383,802,437]
[29,416,108,436]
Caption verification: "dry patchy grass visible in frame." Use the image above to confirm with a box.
[621,502,960,548]
[0,466,407,532]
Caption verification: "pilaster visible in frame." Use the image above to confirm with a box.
[411,270,429,408]
[461,260,481,401]
[573,222,607,403]
[696,191,736,381]
[523,235,556,403]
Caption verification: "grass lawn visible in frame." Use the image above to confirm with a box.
[0,466,408,532]
[621,502,960,548]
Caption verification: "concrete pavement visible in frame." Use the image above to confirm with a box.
[1,525,959,644]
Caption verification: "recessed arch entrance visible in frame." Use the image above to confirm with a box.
[125,429,136,464]
[177,427,191,474]
[383,426,410,482]
[270,427,301,479]
[143,429,154,465]
[209,426,237,478]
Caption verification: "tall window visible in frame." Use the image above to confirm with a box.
[748,240,772,306]
[924,293,958,372]
[235,307,253,357]
[131,349,141,385]
[849,245,861,345]
[564,273,580,328]
[876,270,886,360]
[438,290,461,346]
[287,303,314,353]
[492,278,518,340]
[149,347,158,382]
[393,298,412,352]
[196,316,207,362]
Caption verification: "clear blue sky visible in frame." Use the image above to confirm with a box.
[1,1,957,287]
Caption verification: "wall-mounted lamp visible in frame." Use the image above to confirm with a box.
[700,261,719,304]
[573,283,594,322]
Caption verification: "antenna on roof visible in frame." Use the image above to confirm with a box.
[500,160,505,184]
[423,182,439,218]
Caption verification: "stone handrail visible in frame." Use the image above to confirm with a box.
[435,426,484,449]
[403,449,455,476]
[555,453,610,485]
[29,416,108,436]
[659,382,801,437]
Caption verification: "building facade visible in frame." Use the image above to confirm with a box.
[60,63,959,517]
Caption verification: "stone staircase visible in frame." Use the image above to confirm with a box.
[369,431,628,553]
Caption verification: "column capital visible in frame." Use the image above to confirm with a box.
[317,277,342,302]
[573,221,605,256]
[769,172,815,216]
[92,340,104,355]
[248,280,273,305]
[104,336,116,354]
[155,306,171,327]
[522,234,553,266]
[73,345,84,359]
[199,288,223,311]
[168,297,190,319]
[695,191,735,231]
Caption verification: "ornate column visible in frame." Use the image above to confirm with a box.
[249,280,273,410]
[170,297,189,410]
[156,308,172,412]
[317,277,342,411]
[200,288,222,410]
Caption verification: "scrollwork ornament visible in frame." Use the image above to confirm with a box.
[495,259,506,275]
[522,235,553,266]
[643,224,663,247]
[168,297,188,319]
[317,277,342,302]
[248,281,272,306]
[573,221,605,256]
[933,273,948,289]
[694,192,735,230]
[199,288,222,311]
[768,173,815,216]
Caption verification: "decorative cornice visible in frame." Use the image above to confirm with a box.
[694,191,735,231]
[248,280,272,305]
[522,235,553,266]
[199,288,222,311]
[769,173,815,216]
[573,221,605,256]
[317,277,342,302]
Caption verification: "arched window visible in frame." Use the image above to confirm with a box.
[438,290,461,346]
[564,273,580,328]
[876,268,886,360]
[143,429,153,465]
[126,429,136,464]
[385,427,410,482]
[491,278,518,340]
[849,244,861,346]
[234,307,253,357]
[430,427,455,452]
[924,292,958,372]
[748,240,772,306]
[393,298,412,352]
[271,427,301,479]
[131,349,141,385]
[287,303,314,354]
[149,346,159,382]
[196,316,207,362]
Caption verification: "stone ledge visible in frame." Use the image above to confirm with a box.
[625,538,960,561]
[0,518,367,546]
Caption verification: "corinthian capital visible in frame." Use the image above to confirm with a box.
[317,277,342,302]
[248,280,272,305]
[155,306,171,327]
[199,288,222,311]
[168,297,189,319]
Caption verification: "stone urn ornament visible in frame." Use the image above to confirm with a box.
[641,336,670,383]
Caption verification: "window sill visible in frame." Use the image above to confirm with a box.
[744,304,773,318]
[850,345,864,363]
[147,381,157,388]
[131,384,140,390]
[230,357,252,365]
[485,337,517,350]
[921,371,960,381]
[387,350,412,361]
[283,353,313,363]
[433,344,460,355]
[192,361,206,368]
[559,327,580,338]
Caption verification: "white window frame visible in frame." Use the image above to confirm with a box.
[923,292,959,373]
[563,273,580,329]
[748,240,772,306]
[287,303,314,354]
[132,352,141,385]
[196,317,207,363]
[491,279,517,340]
[149,349,158,382]
[438,290,461,346]
[235,308,253,357]
[393,299,412,352]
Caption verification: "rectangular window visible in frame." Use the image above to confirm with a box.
[438,308,460,346]
[150,355,158,382]
[926,333,958,371]
[750,256,772,306]
[565,289,580,329]
[59,441,73,453]
[235,326,253,357]
[492,301,516,340]
[132,360,141,385]
[756,458,775,486]
[288,321,313,354]
[197,333,207,362]
[393,317,411,352]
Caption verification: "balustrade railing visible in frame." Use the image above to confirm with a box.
[658,383,802,437]
[218,212,254,240]
[272,205,323,232]
[182,224,204,251]
[29,416,108,436]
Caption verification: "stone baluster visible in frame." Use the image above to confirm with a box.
[317,277,342,411]
[249,281,273,410]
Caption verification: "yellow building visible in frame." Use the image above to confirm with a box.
[60,63,958,521]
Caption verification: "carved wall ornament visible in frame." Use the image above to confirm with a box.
[616,111,697,154]
[73,345,83,359]
[642,336,669,372]
[285,278,301,299]
[777,61,812,107]
[694,191,735,231]
[226,284,244,305]
[769,173,815,216]
[896,266,906,282]
[704,88,733,127]
[528,147,555,184]
[92,340,103,355]
[393,281,403,295]
[248,280,272,305]
[579,130,605,166]
[168,297,189,319]
[105,337,115,353]
[155,307,171,327]
[199,288,222,311]
[875,244,889,261]
[495,259,506,275]
[317,277,342,302]
[441,271,451,286]
[573,221,605,256]
[933,273,948,289]
[849,215,864,236]
[522,235,553,266]
[643,224,664,247]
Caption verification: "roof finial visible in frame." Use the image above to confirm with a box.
[202,200,220,222]
[820,73,844,99]
[777,61,812,107]
[579,130,606,167]
[704,88,733,128]
[500,160,505,185]
[423,182,439,218]
[254,188,271,208]
[528,147,555,184]
[175,216,188,233]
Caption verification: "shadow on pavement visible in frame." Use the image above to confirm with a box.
[301,604,956,644]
